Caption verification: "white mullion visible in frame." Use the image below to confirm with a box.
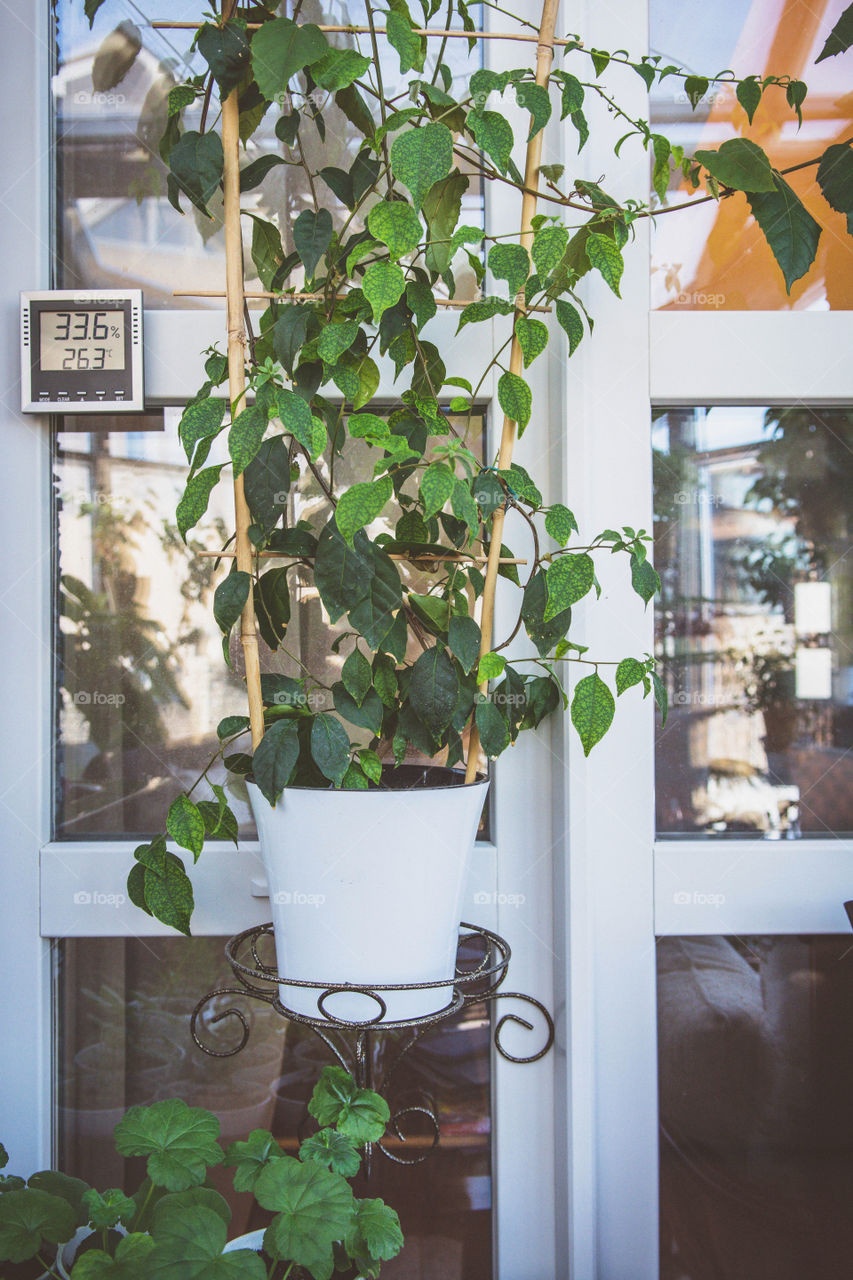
[0,0,53,1172]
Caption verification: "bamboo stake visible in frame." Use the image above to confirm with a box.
[465,0,560,784]
[221,14,265,752]
[151,20,576,45]
[173,290,552,314]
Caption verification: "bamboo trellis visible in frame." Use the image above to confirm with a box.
[200,0,561,776]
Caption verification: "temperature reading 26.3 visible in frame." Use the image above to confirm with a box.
[39,308,126,373]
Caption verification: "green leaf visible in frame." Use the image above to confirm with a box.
[197,21,250,99]
[73,1234,157,1278]
[367,200,422,260]
[468,109,514,174]
[335,475,393,545]
[409,647,459,735]
[82,1188,137,1232]
[252,720,300,805]
[630,552,661,605]
[217,715,250,740]
[421,462,456,518]
[342,647,372,706]
[114,1100,223,1192]
[179,397,226,463]
[694,137,775,193]
[224,1130,285,1194]
[445,616,479,686]
[177,465,223,540]
[406,279,437,328]
[515,81,552,140]
[346,1198,404,1263]
[499,462,542,505]
[358,747,383,783]
[168,130,223,216]
[422,172,469,273]
[363,261,406,323]
[152,1188,231,1232]
[477,651,506,682]
[310,714,351,786]
[748,173,822,291]
[311,46,371,91]
[488,242,529,296]
[166,795,204,861]
[684,75,709,108]
[0,1189,76,1263]
[333,683,384,735]
[373,654,399,707]
[390,123,454,210]
[586,232,623,296]
[293,207,333,278]
[148,1206,265,1280]
[514,316,548,367]
[275,387,317,455]
[497,371,532,432]
[213,571,251,635]
[816,3,853,60]
[299,1129,360,1177]
[349,548,401,650]
[250,16,329,100]
[85,0,107,26]
[243,435,290,533]
[457,296,515,332]
[308,1066,390,1143]
[554,70,584,118]
[475,697,510,757]
[531,225,569,276]
[317,319,359,363]
[386,8,426,73]
[736,75,762,124]
[555,299,584,355]
[817,142,853,234]
[142,856,194,937]
[249,214,284,289]
[652,671,668,723]
[544,503,578,545]
[256,1158,354,1277]
[228,403,268,477]
[571,672,615,755]
[314,520,375,622]
[544,553,594,619]
[615,657,645,695]
[272,305,309,375]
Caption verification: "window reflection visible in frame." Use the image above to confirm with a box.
[654,405,853,837]
[650,0,853,310]
[659,934,853,1279]
[58,936,493,1277]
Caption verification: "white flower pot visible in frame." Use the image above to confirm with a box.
[247,766,489,1023]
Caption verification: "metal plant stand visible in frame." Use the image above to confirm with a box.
[191,922,554,1171]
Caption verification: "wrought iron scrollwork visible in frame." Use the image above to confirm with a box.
[190,920,555,1171]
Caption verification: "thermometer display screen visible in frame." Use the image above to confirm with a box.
[39,309,126,372]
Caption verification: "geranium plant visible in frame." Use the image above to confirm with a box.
[0,1067,402,1279]
[78,0,853,932]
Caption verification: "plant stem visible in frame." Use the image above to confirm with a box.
[365,0,393,193]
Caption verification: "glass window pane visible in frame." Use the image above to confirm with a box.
[659,934,853,1279]
[53,1,483,308]
[57,936,493,1275]
[54,408,488,837]
[649,0,853,311]
[653,405,853,837]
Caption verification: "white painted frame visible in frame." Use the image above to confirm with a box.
[0,3,560,1274]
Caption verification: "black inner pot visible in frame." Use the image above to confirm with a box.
[377,764,486,790]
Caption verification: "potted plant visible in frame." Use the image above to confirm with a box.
[79,0,853,1016]
[0,1067,403,1278]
